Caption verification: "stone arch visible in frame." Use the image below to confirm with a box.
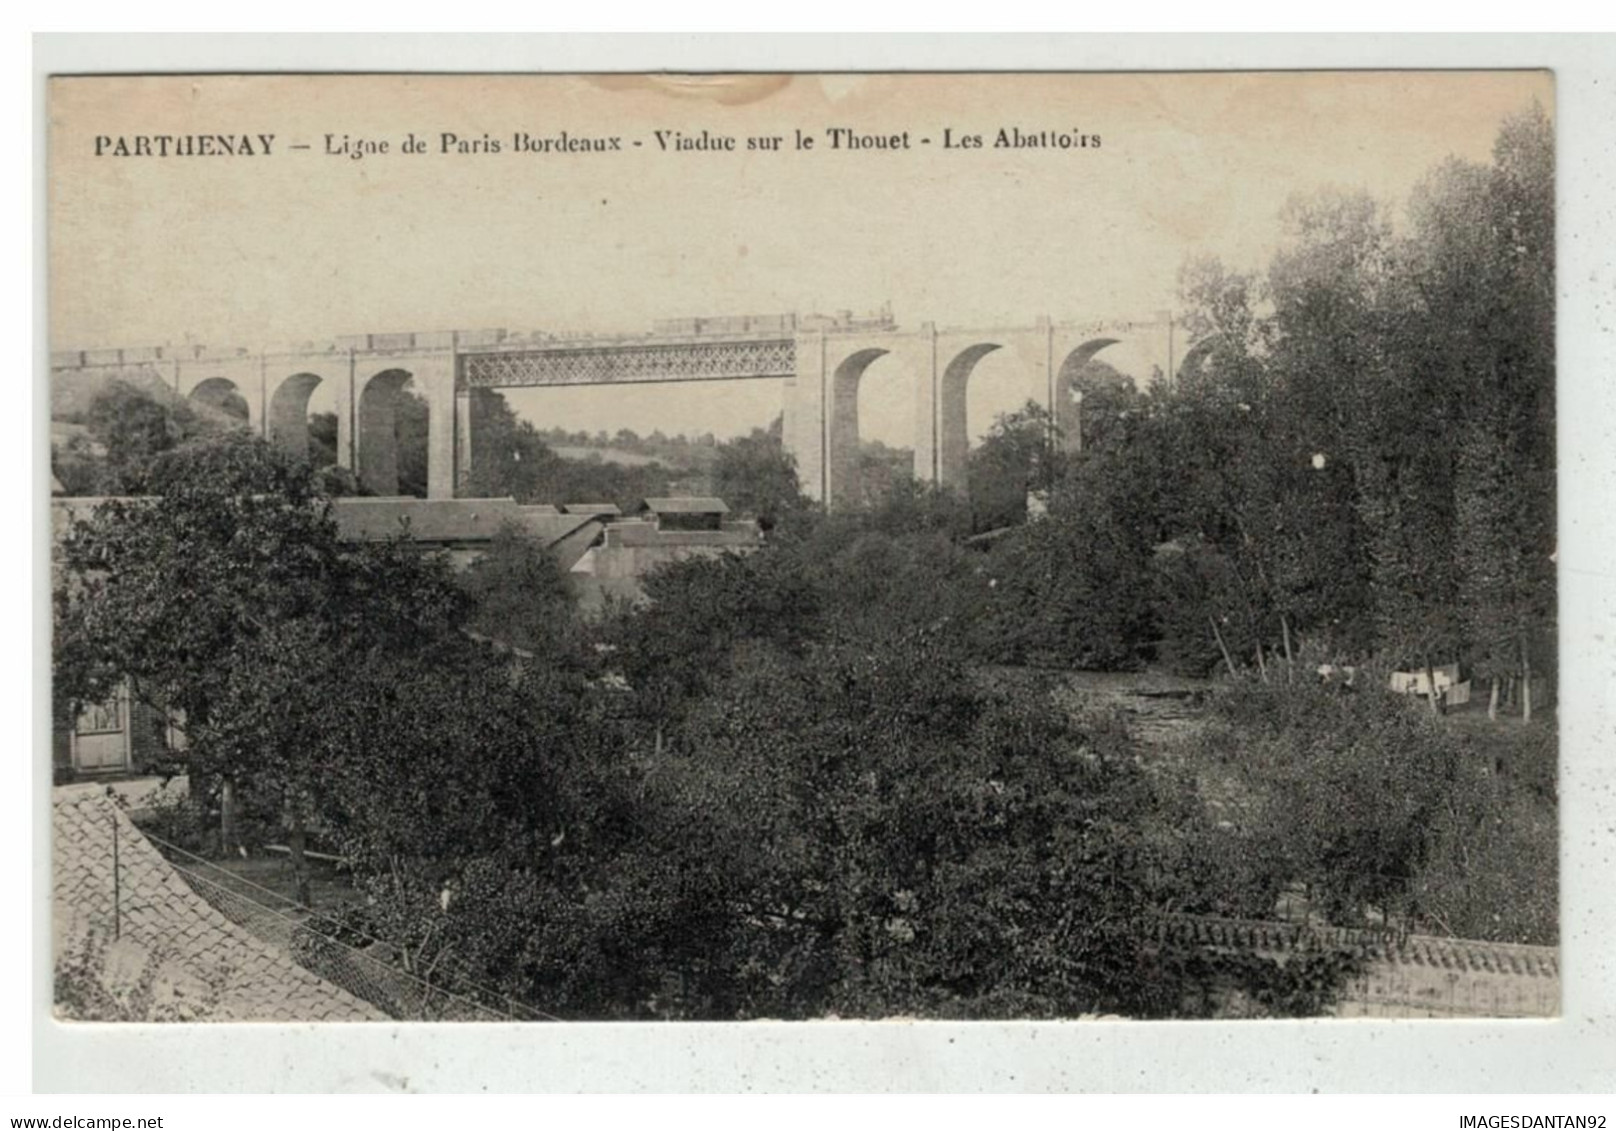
[827,347,890,509]
[1056,337,1122,388]
[937,343,1002,490]
[187,377,251,428]
[1175,336,1220,386]
[357,368,423,496]
[1053,338,1123,452]
[267,372,323,462]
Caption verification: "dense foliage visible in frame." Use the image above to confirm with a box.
[1166,666,1555,944]
[54,430,1375,1018]
[53,434,472,897]
[897,106,1557,698]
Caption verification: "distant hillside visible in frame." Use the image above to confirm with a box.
[51,369,247,433]
[51,368,175,421]
[534,427,722,473]
[550,446,673,469]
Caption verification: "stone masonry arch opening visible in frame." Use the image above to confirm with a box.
[937,343,1003,490]
[847,350,918,509]
[187,377,250,430]
[1055,338,1122,452]
[267,372,324,464]
[357,369,428,497]
[827,347,891,510]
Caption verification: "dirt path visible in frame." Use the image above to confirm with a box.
[979,666,1213,749]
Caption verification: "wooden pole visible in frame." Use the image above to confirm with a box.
[220,776,237,855]
[1280,614,1295,682]
[1521,635,1533,725]
[111,813,121,941]
[287,794,312,908]
[1209,617,1238,679]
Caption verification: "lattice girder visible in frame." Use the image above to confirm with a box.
[463,338,798,388]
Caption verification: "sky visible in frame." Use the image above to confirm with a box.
[49,71,1551,446]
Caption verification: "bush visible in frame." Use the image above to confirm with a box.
[1412,721,1558,944]
[129,781,208,855]
[1177,672,1556,941]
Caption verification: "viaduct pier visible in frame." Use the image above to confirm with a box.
[52,311,1207,508]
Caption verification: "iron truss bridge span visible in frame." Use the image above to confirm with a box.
[463,337,799,388]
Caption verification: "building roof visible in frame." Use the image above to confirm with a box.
[637,496,730,515]
[561,502,623,517]
[604,524,759,549]
[52,791,386,1022]
[543,519,606,574]
[507,509,599,553]
[332,497,524,542]
[51,496,598,580]
[331,497,594,550]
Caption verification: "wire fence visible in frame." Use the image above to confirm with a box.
[142,830,557,1022]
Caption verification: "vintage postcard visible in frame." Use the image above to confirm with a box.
[45,68,1561,1045]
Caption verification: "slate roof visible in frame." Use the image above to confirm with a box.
[330,497,593,549]
[52,496,595,556]
[637,496,730,515]
[604,524,758,549]
[52,791,386,1022]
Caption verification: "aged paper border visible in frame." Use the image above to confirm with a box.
[28,33,1616,1093]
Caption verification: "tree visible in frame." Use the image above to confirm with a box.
[462,389,560,502]
[976,424,1160,670]
[394,389,431,498]
[458,525,587,663]
[711,425,806,528]
[1178,199,1395,672]
[1184,674,1469,927]
[1152,109,1554,689]
[565,605,1345,1018]
[845,441,909,511]
[51,428,112,497]
[1406,105,1556,717]
[601,547,822,736]
[1061,356,1143,454]
[589,480,1227,984]
[967,400,1063,533]
[302,412,366,497]
[307,412,339,468]
[75,380,220,494]
[54,432,470,898]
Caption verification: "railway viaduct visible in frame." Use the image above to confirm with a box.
[50,312,1206,508]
